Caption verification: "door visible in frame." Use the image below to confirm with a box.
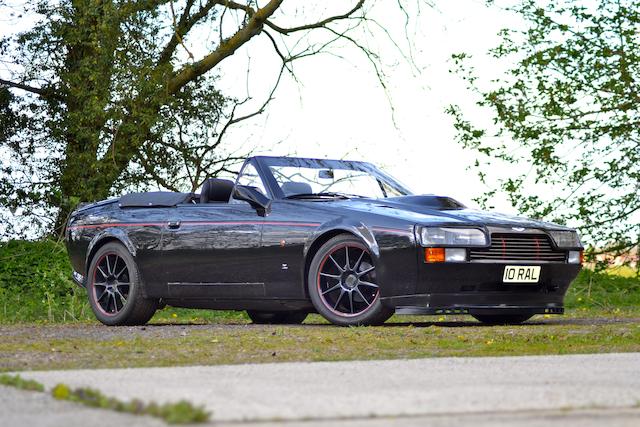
[160,202,264,299]
[160,164,271,299]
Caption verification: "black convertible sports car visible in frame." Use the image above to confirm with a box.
[65,156,583,326]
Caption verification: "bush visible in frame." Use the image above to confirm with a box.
[0,239,91,323]
[0,240,638,323]
[565,268,640,310]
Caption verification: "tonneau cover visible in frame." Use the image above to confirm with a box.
[119,191,193,208]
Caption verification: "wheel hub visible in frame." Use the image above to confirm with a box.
[343,273,358,289]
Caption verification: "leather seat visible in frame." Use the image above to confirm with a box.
[200,178,235,203]
[281,181,313,196]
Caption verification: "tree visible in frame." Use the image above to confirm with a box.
[0,0,418,238]
[448,0,640,260]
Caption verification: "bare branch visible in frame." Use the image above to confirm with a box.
[167,0,284,94]
[169,0,195,61]
[265,1,365,34]
[158,0,216,64]
[0,78,50,97]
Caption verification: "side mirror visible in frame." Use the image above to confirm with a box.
[233,185,271,216]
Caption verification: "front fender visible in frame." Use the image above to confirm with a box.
[303,218,380,261]
[85,227,137,274]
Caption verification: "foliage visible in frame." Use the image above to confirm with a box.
[0,0,413,238]
[0,374,45,392]
[565,266,640,309]
[52,383,210,424]
[0,239,91,322]
[448,0,640,256]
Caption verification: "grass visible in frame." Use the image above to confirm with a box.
[0,373,209,424]
[0,373,45,391]
[1,239,639,370]
[51,383,210,424]
[0,240,91,323]
[1,313,639,372]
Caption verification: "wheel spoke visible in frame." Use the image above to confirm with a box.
[355,287,372,307]
[95,288,108,302]
[344,246,350,269]
[97,266,108,279]
[114,266,127,280]
[319,272,341,279]
[329,255,344,272]
[359,280,379,289]
[113,256,126,278]
[105,255,112,275]
[354,250,365,271]
[321,283,341,295]
[357,266,375,277]
[348,290,354,313]
[333,290,345,310]
[115,288,128,305]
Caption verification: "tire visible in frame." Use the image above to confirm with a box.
[246,310,308,325]
[87,242,158,326]
[308,234,393,326]
[472,314,534,325]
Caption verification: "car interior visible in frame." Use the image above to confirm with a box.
[199,178,235,203]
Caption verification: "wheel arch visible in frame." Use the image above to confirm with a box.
[85,230,137,277]
[301,223,379,298]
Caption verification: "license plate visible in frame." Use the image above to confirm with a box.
[503,266,541,283]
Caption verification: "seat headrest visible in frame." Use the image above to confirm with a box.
[200,178,235,203]
[281,181,313,196]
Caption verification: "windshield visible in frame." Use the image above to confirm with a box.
[260,157,413,199]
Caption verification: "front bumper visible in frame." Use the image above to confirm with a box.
[71,271,86,288]
[381,262,581,314]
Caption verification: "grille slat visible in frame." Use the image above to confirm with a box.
[469,233,566,263]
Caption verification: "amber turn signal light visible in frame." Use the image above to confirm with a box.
[425,247,445,263]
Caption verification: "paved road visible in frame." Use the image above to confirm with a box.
[11,352,640,425]
[3,384,640,427]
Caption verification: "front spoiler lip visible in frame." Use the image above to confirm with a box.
[394,305,564,316]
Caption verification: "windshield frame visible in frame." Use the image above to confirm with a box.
[252,156,414,200]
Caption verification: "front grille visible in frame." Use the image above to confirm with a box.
[469,233,566,263]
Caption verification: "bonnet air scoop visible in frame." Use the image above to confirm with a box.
[383,195,466,210]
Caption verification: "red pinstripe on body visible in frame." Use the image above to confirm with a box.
[67,221,321,230]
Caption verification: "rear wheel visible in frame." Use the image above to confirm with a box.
[472,314,533,325]
[87,242,158,326]
[308,234,393,326]
[246,311,307,325]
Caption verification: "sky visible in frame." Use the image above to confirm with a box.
[204,0,522,212]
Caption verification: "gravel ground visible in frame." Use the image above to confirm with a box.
[1,315,637,342]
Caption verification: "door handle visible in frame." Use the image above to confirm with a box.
[167,220,181,229]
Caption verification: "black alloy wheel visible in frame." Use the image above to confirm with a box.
[308,234,393,326]
[87,242,158,326]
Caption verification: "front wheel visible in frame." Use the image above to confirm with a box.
[87,242,158,326]
[246,311,307,324]
[472,314,533,325]
[308,234,393,326]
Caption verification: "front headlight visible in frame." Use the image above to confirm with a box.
[417,226,487,247]
[548,230,582,248]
